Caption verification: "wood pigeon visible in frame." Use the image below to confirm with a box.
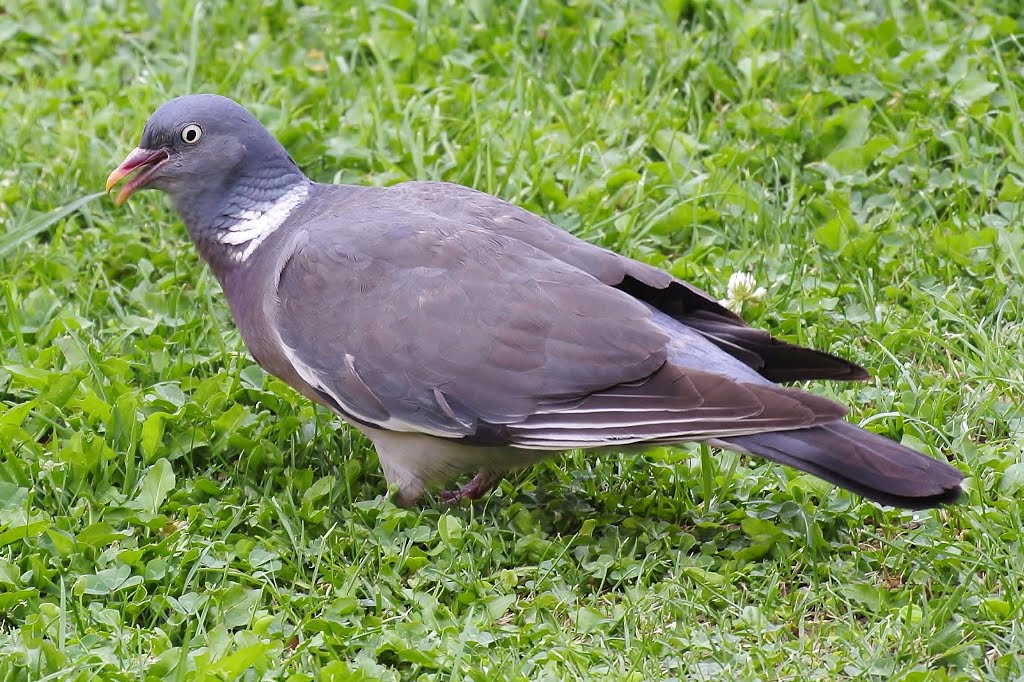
[106,94,964,509]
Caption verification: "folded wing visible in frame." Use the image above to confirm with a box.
[270,209,846,446]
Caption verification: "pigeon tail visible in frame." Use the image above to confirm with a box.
[719,421,964,509]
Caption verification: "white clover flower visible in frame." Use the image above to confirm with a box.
[718,271,767,314]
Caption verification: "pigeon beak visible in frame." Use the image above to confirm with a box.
[106,147,170,206]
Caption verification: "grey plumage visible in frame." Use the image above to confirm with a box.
[107,94,964,510]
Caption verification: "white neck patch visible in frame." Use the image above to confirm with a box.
[217,183,309,262]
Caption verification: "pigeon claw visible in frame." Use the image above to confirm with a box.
[440,471,502,505]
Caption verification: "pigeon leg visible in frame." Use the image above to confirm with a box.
[371,438,427,507]
[440,471,502,504]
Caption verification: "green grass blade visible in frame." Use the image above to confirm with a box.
[0,192,106,259]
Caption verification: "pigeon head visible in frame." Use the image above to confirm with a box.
[107,95,308,257]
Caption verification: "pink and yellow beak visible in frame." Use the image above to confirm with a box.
[105,147,170,206]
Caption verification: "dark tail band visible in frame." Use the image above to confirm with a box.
[721,421,964,509]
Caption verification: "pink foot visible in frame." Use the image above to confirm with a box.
[440,471,502,504]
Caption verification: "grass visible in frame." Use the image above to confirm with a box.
[2,0,1023,679]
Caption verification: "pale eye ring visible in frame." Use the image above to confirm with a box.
[181,123,203,144]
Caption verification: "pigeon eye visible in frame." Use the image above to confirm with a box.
[181,124,203,144]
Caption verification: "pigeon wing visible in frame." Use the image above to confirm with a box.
[270,208,845,445]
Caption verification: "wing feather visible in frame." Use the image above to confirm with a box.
[504,364,846,449]
[271,197,849,451]
[272,210,668,436]
[393,181,869,383]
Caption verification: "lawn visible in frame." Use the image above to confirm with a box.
[2,0,1023,680]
